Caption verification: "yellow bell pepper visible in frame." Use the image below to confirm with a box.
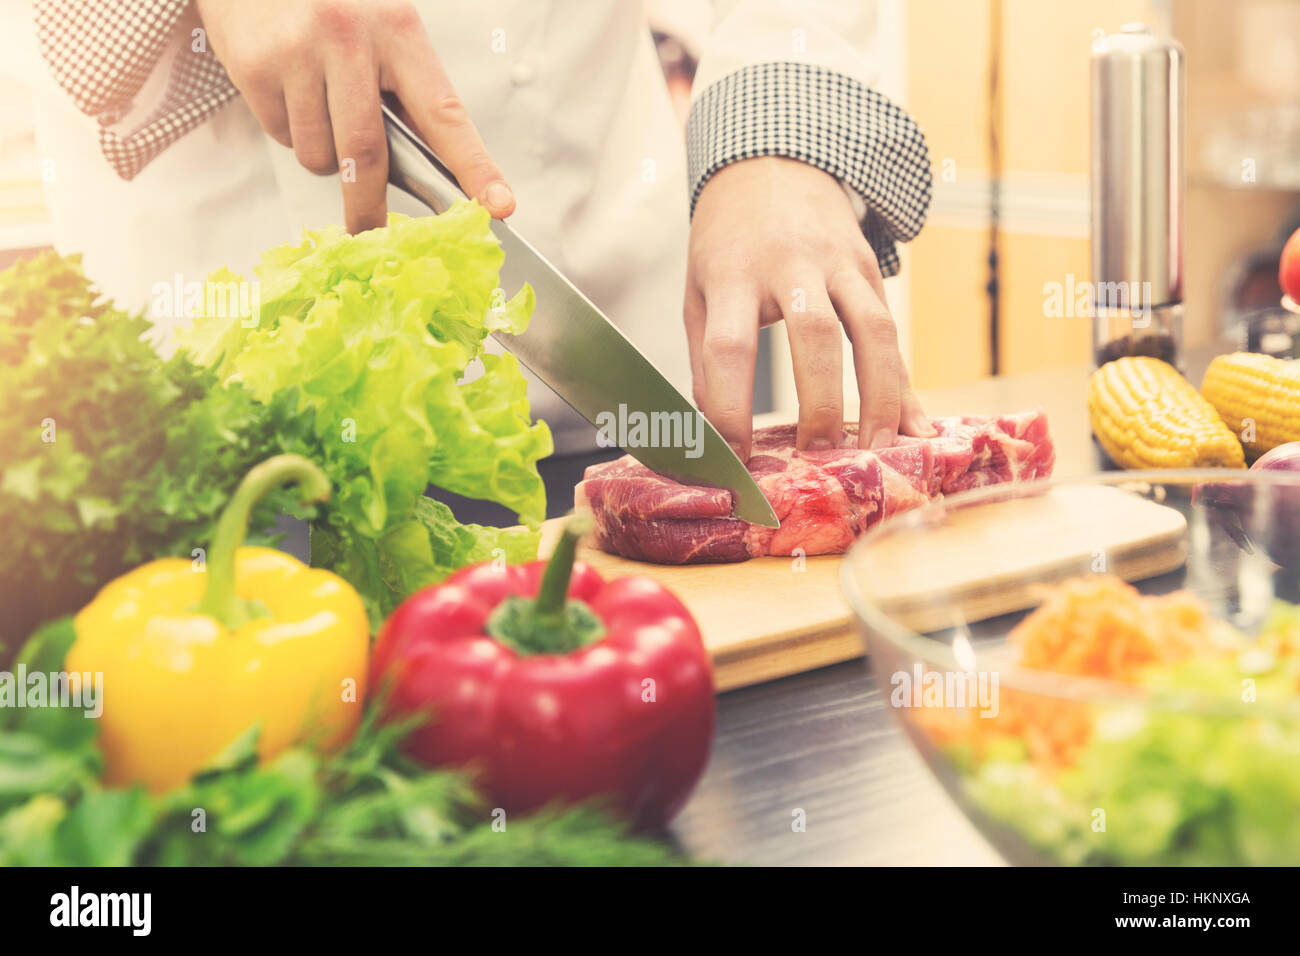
[67,455,369,793]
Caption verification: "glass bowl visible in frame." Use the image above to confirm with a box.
[842,469,1300,866]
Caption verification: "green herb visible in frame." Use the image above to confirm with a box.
[0,253,310,651]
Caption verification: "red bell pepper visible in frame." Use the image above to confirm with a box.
[371,518,715,828]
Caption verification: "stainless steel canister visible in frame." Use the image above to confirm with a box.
[1090,22,1185,368]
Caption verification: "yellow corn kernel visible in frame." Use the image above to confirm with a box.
[1200,352,1300,457]
[1088,356,1245,470]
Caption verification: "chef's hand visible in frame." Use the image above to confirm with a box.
[686,157,935,460]
[194,0,513,233]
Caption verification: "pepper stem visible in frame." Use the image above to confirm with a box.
[197,454,331,630]
[486,514,605,655]
[534,513,591,618]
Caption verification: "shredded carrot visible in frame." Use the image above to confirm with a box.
[1010,576,1215,680]
[911,576,1221,771]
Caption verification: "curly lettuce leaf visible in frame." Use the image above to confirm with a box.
[179,203,551,623]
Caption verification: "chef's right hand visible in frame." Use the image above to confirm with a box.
[194,0,514,233]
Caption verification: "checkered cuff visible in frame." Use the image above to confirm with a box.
[686,61,932,277]
[35,0,239,181]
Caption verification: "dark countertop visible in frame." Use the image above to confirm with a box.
[667,357,1144,865]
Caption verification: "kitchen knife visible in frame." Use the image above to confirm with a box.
[382,101,778,527]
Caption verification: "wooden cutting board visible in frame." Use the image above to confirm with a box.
[847,484,1189,634]
[538,483,1188,692]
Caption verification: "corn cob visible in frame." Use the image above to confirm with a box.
[1200,351,1300,458]
[1088,356,1245,469]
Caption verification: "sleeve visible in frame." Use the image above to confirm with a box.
[34,0,239,181]
[684,0,932,276]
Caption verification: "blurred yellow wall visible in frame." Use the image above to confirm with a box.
[905,0,1157,387]
[904,0,992,387]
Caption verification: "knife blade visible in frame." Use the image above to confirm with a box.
[382,101,778,527]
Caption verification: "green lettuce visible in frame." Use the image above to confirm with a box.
[179,202,552,623]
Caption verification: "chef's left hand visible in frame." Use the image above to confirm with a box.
[685,156,935,461]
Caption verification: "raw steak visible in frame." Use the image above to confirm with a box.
[575,410,1055,564]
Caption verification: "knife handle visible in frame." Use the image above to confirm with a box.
[381,96,467,214]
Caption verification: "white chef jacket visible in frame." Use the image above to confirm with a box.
[27,0,891,454]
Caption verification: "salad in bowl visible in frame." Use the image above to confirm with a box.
[842,470,1300,866]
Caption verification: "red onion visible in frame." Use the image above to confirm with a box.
[1194,442,1300,568]
[1251,442,1300,472]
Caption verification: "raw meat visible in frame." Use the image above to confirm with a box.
[575,410,1055,564]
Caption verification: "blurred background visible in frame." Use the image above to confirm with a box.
[905,0,1300,388]
[1,0,1298,401]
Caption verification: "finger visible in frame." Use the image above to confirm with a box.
[385,34,514,217]
[778,275,844,450]
[827,270,902,449]
[283,72,337,174]
[861,250,889,308]
[241,82,292,148]
[857,252,930,439]
[325,56,388,234]
[898,364,937,437]
[684,280,707,409]
[855,253,935,438]
[700,284,761,460]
